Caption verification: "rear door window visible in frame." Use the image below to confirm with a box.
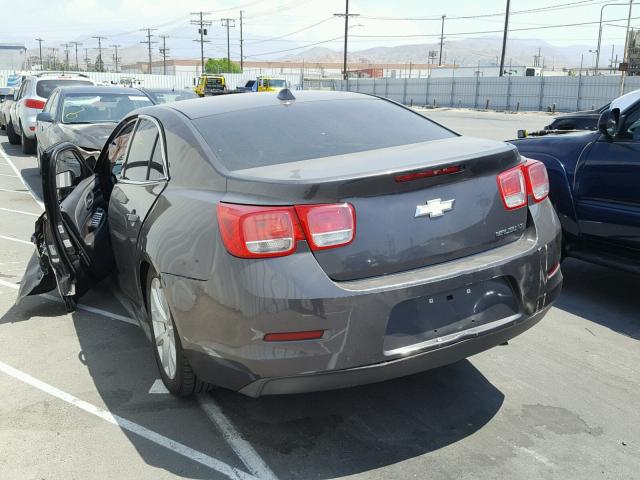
[193,97,455,171]
[122,118,160,181]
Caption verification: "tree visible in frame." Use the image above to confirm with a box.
[205,58,241,74]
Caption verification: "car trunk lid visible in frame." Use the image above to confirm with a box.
[225,136,527,281]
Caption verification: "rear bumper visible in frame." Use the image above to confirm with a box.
[238,305,552,397]
[162,200,562,396]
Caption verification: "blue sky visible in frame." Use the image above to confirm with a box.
[1,0,636,55]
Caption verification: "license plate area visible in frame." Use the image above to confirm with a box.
[383,277,519,354]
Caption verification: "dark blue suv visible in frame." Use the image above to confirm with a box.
[511,90,640,274]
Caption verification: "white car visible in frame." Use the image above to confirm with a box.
[7,72,94,154]
[0,87,15,131]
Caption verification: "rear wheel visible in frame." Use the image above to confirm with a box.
[146,269,207,396]
[7,121,20,145]
[21,127,36,154]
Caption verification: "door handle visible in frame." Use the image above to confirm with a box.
[126,212,139,224]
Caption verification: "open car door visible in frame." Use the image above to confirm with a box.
[17,142,115,311]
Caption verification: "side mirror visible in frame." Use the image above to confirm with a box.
[598,108,619,137]
[5,94,14,101]
[37,112,54,123]
[56,170,76,190]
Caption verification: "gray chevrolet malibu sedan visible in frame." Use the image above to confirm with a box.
[19,90,562,397]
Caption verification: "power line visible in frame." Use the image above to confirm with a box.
[359,0,611,21]
[243,16,335,45]
[191,11,212,75]
[141,28,158,74]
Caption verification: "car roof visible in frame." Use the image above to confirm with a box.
[165,90,376,119]
[55,85,148,96]
[611,89,640,113]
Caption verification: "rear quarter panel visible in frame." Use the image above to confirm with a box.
[137,109,226,286]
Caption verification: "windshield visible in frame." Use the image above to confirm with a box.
[152,90,198,103]
[36,79,93,99]
[61,93,153,124]
[193,97,455,171]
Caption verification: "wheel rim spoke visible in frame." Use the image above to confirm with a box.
[150,278,177,380]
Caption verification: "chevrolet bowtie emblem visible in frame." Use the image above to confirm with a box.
[415,198,455,218]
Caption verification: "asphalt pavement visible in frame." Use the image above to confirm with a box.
[0,109,638,480]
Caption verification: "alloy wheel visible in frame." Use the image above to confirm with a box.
[150,277,177,379]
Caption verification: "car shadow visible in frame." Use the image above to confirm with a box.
[1,288,504,479]
[554,258,640,340]
[212,360,504,480]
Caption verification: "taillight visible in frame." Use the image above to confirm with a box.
[24,98,46,109]
[295,203,355,250]
[497,165,527,210]
[523,159,549,202]
[217,204,303,258]
[217,202,355,258]
[497,159,550,210]
[394,165,462,183]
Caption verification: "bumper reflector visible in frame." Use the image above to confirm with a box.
[263,330,325,342]
[547,262,560,278]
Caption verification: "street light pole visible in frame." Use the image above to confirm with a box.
[596,2,630,73]
[620,0,634,95]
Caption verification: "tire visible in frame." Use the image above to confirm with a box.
[21,126,36,154]
[146,268,208,396]
[7,121,20,145]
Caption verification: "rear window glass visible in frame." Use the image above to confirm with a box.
[193,98,455,171]
[36,79,93,99]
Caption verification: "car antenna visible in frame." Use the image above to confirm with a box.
[277,88,296,106]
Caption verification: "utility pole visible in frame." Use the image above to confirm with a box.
[35,38,44,70]
[334,0,360,80]
[533,47,541,67]
[70,41,82,71]
[84,48,90,70]
[221,18,235,72]
[61,43,71,71]
[110,44,121,73]
[439,15,446,66]
[239,10,244,71]
[620,0,633,95]
[141,28,158,74]
[499,0,511,77]
[92,36,107,72]
[159,35,170,75]
[191,12,212,75]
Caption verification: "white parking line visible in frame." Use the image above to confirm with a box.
[199,396,279,480]
[0,234,33,246]
[148,379,170,394]
[0,145,44,209]
[0,359,258,480]
[0,172,18,177]
[0,206,40,217]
